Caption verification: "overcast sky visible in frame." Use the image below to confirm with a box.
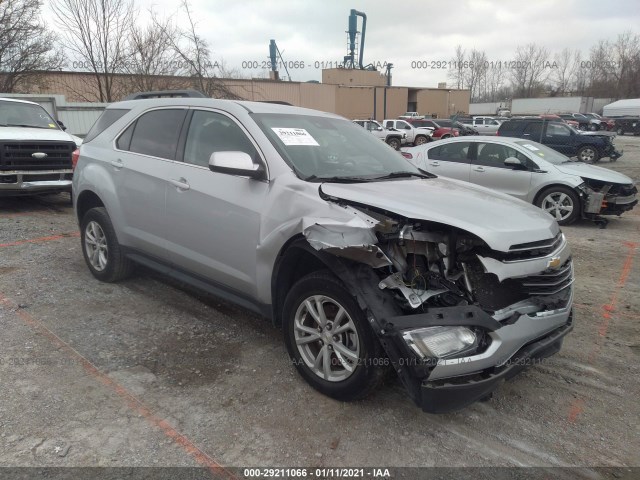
[52,0,640,87]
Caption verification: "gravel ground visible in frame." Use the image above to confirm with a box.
[0,136,639,473]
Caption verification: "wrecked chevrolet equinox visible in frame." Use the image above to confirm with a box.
[73,91,574,413]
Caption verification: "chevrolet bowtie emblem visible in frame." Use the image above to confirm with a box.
[547,257,562,269]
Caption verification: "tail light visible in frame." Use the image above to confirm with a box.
[72,148,80,170]
[401,152,413,159]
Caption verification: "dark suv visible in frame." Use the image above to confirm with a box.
[497,119,622,163]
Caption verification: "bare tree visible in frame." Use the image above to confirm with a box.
[463,49,487,101]
[51,0,134,102]
[509,44,550,98]
[122,11,185,93]
[550,48,581,96]
[0,0,64,92]
[155,0,242,99]
[448,45,466,89]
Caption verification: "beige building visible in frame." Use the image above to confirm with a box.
[9,69,469,120]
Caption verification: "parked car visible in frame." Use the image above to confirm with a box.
[557,113,604,131]
[73,90,575,413]
[406,118,460,140]
[612,116,640,136]
[444,119,478,136]
[402,136,637,225]
[382,119,433,145]
[461,116,503,135]
[539,114,580,129]
[497,119,622,163]
[353,119,407,149]
[0,97,82,197]
[398,111,423,120]
[584,113,615,131]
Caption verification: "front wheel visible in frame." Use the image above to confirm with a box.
[386,137,401,150]
[283,271,385,401]
[536,186,581,225]
[81,207,134,282]
[414,135,428,146]
[577,145,600,163]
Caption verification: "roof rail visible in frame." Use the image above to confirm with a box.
[259,100,293,106]
[123,89,207,100]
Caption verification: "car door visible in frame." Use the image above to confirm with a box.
[424,141,471,181]
[113,107,188,260]
[469,142,532,200]
[164,108,269,298]
[395,120,414,142]
[543,122,576,156]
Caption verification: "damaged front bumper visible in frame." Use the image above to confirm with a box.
[380,298,573,413]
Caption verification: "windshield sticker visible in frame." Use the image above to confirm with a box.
[272,128,319,146]
[521,144,540,151]
[48,123,57,128]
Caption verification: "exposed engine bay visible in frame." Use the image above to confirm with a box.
[303,200,573,320]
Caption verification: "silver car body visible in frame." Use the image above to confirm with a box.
[403,135,637,217]
[462,116,503,135]
[74,99,574,412]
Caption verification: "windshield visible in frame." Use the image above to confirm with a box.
[253,113,422,181]
[515,140,572,165]
[0,101,60,129]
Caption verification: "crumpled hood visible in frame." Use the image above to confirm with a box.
[554,163,633,184]
[0,126,80,145]
[320,177,559,252]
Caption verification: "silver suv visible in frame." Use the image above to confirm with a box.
[74,91,574,413]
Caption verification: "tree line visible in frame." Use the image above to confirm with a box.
[0,0,241,102]
[447,33,640,102]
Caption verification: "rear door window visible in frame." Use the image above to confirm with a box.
[124,109,187,160]
[428,142,471,163]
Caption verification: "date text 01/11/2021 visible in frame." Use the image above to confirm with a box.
[243,468,392,478]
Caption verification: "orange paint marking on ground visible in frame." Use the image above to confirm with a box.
[0,232,80,248]
[566,242,637,425]
[0,294,237,479]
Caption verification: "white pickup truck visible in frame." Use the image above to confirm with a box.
[383,119,433,146]
[398,112,423,120]
[461,116,503,135]
[353,119,407,150]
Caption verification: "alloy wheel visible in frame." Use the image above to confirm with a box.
[84,221,108,271]
[293,295,360,382]
[541,192,574,222]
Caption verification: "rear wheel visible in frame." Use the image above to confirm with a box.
[616,127,624,136]
[283,271,385,401]
[577,145,600,163]
[81,207,134,282]
[536,186,581,225]
[386,137,401,150]
[441,134,451,139]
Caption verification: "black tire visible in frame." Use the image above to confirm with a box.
[386,137,401,150]
[589,123,598,131]
[535,186,581,225]
[414,135,428,146]
[283,270,386,401]
[576,145,600,163]
[80,207,134,282]
[616,127,624,136]
[441,134,451,139]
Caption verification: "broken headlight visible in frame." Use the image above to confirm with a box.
[403,326,477,359]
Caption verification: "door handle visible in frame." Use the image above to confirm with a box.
[429,161,440,166]
[110,159,124,169]
[473,167,485,172]
[522,133,531,136]
[169,178,190,190]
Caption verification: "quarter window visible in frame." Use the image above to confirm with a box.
[184,110,258,168]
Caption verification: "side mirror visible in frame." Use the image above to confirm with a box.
[57,120,67,131]
[504,157,524,168]
[376,126,383,131]
[209,151,263,179]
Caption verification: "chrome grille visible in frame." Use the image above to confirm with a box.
[518,259,574,296]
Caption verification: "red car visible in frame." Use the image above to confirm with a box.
[407,119,460,139]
